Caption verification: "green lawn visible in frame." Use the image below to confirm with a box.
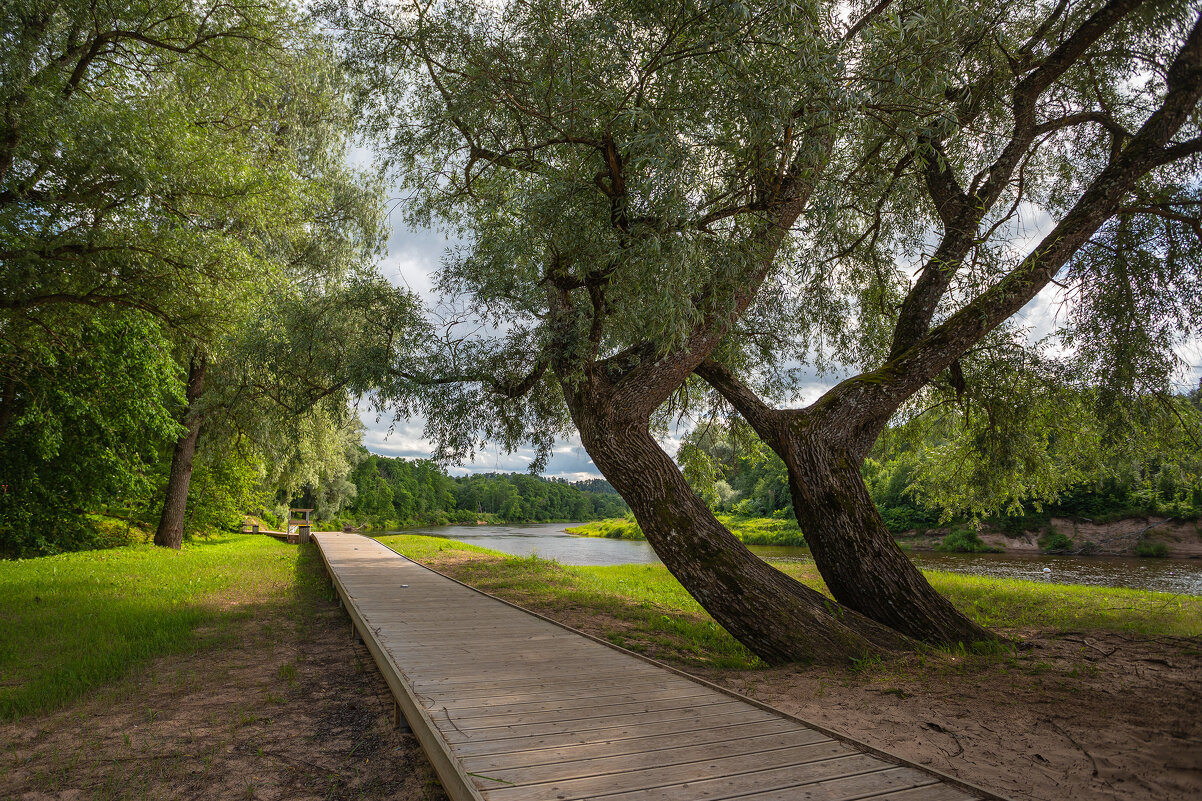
[0,534,320,721]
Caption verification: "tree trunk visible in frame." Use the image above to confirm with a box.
[0,374,17,440]
[695,360,992,646]
[780,427,994,645]
[155,352,207,550]
[565,381,911,665]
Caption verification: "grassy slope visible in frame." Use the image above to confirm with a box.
[379,534,1202,667]
[0,534,319,721]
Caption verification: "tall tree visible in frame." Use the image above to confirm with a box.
[333,0,1202,662]
[0,0,425,549]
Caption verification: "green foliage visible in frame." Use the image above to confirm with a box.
[2,0,377,338]
[0,0,426,554]
[0,313,183,556]
[935,528,1002,554]
[569,514,805,547]
[566,518,645,540]
[1134,540,1170,558]
[1039,530,1075,553]
[676,420,791,517]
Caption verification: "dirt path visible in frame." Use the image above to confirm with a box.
[1,593,447,801]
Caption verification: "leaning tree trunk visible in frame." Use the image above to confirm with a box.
[780,428,994,645]
[694,360,992,646]
[566,382,911,665]
[155,352,207,550]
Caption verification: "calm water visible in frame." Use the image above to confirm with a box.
[390,523,1202,596]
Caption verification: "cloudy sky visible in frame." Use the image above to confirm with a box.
[360,185,1202,481]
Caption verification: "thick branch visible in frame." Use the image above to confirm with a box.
[830,13,1202,448]
[887,0,1149,358]
[694,360,786,438]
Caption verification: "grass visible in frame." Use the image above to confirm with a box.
[0,533,320,721]
[379,533,1202,658]
[567,514,806,546]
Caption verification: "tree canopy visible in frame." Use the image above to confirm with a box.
[330,0,1202,662]
[0,0,425,553]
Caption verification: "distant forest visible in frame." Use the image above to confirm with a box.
[319,451,629,528]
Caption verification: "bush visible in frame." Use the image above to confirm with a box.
[1134,540,1169,558]
[1038,529,1075,553]
[878,505,942,533]
[935,527,1002,553]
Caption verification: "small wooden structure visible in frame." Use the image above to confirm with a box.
[288,508,313,544]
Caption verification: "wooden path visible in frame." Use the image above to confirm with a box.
[314,532,1000,801]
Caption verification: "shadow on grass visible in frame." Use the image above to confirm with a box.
[0,534,327,722]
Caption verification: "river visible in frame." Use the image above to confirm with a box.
[387,523,1202,595]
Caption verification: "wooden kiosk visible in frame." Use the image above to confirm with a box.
[287,508,314,544]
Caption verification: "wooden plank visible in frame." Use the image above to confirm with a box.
[407,664,661,685]
[458,718,801,769]
[443,693,730,729]
[460,728,840,785]
[445,708,785,757]
[424,676,684,706]
[869,785,981,800]
[439,700,749,742]
[434,685,714,718]
[588,764,930,801]
[485,752,887,801]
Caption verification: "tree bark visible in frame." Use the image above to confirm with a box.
[563,375,911,665]
[694,360,992,645]
[155,351,207,550]
[781,428,994,644]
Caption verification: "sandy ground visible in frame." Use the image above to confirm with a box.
[902,516,1202,557]
[697,632,1202,801]
[0,595,447,801]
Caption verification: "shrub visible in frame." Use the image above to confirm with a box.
[1038,529,1075,553]
[935,527,1002,553]
[1134,540,1169,558]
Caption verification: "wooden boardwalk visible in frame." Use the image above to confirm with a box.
[314,532,999,801]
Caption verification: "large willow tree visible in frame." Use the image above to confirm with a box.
[332,0,1202,662]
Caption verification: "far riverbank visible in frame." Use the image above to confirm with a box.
[568,514,1202,559]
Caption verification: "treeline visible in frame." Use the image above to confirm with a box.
[341,451,628,528]
[678,381,1202,533]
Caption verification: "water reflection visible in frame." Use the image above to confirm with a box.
[389,523,1202,595]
